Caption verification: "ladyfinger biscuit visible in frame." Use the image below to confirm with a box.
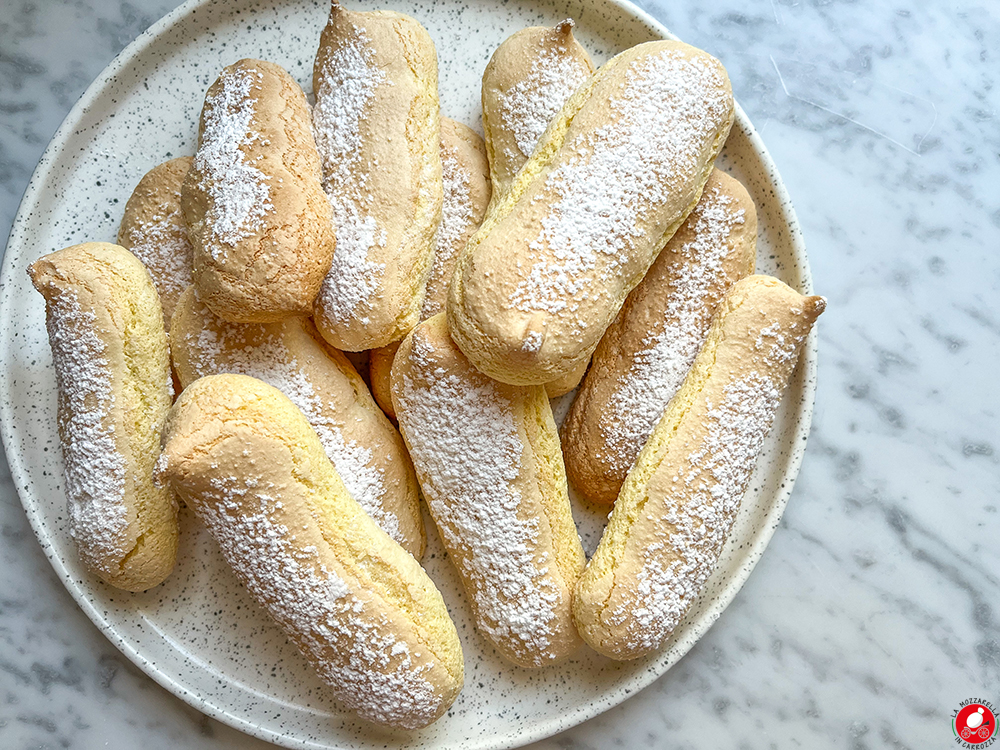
[563,170,757,504]
[369,118,491,420]
[169,286,424,558]
[312,2,442,351]
[482,19,594,198]
[482,21,593,196]
[29,243,177,591]
[391,315,586,667]
[573,275,825,660]
[157,374,462,729]
[482,22,593,398]
[449,41,734,387]
[182,59,334,323]
[118,157,194,324]
[421,119,492,320]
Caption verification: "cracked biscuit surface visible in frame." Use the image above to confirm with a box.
[118,156,194,324]
[182,59,334,323]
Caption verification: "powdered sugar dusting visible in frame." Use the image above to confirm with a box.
[194,66,273,254]
[313,26,389,325]
[45,290,129,566]
[185,320,399,543]
[510,50,730,321]
[421,151,475,319]
[317,216,386,326]
[196,477,438,729]
[756,320,805,363]
[122,207,193,308]
[398,334,559,664]
[522,330,543,353]
[497,35,589,163]
[602,186,746,473]
[614,372,781,650]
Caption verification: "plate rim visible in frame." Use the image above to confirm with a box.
[0,0,817,747]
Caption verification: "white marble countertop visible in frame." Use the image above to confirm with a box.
[1,0,997,748]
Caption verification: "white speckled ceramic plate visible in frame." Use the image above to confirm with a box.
[0,0,818,747]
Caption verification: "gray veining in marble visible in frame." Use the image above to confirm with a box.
[1,0,998,748]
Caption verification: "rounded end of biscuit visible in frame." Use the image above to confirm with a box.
[27,258,49,291]
[572,587,661,662]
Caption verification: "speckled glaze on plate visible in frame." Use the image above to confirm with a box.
[0,0,818,747]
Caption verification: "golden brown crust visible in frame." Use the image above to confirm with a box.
[169,286,424,558]
[391,315,585,667]
[573,276,824,660]
[312,4,442,351]
[368,339,401,421]
[158,373,462,728]
[481,21,593,195]
[562,170,757,504]
[118,157,194,324]
[28,243,177,591]
[449,41,734,386]
[182,59,334,323]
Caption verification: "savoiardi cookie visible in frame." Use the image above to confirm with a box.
[182,59,334,323]
[312,1,442,352]
[391,315,585,667]
[169,286,425,558]
[29,243,178,592]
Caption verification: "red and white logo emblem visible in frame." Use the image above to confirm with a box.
[954,701,997,746]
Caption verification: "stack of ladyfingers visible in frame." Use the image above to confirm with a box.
[29,0,824,730]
